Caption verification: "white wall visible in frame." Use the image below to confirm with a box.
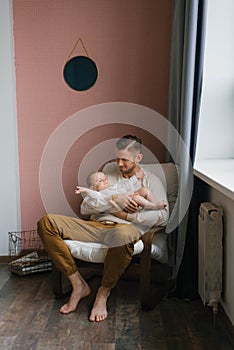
[196,0,234,160]
[0,0,21,255]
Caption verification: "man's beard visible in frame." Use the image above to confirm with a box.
[119,163,136,175]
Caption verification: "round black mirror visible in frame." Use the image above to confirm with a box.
[63,55,98,91]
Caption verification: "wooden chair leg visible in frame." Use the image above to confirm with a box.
[140,236,152,310]
[140,235,172,310]
[140,254,171,310]
[51,262,101,298]
[51,265,72,298]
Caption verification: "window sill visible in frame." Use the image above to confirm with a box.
[194,159,234,201]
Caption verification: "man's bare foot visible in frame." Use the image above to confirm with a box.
[59,272,91,314]
[89,286,110,322]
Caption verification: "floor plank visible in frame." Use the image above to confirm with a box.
[0,264,233,350]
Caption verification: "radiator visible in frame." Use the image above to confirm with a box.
[198,202,223,318]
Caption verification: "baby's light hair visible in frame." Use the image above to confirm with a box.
[86,171,98,188]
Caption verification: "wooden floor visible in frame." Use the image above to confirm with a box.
[0,264,233,350]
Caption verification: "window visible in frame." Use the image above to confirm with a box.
[194,0,234,200]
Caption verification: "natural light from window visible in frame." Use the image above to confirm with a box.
[194,0,234,200]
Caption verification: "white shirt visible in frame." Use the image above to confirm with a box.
[80,167,169,235]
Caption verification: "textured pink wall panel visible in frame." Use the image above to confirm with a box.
[13,0,172,229]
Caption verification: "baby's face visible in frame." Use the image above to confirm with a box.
[92,172,110,191]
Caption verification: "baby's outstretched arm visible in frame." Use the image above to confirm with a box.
[74,186,92,195]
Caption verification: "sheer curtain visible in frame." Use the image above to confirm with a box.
[167,0,207,298]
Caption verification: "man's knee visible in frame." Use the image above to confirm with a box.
[114,224,140,245]
[37,214,57,239]
[37,214,50,231]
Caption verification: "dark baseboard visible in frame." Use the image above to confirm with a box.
[0,256,10,263]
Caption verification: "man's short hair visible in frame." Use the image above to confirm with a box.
[115,135,142,153]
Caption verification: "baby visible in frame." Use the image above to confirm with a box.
[75,170,167,211]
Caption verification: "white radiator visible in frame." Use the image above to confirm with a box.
[198,202,223,316]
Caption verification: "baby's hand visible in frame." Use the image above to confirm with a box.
[74,186,89,195]
[74,186,81,195]
[136,169,144,180]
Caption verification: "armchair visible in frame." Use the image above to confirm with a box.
[52,162,178,310]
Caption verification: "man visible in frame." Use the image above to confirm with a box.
[37,135,169,322]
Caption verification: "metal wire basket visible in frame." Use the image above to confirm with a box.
[8,230,52,275]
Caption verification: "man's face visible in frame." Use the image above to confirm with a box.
[115,149,139,176]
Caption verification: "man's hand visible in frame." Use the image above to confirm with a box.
[111,193,139,213]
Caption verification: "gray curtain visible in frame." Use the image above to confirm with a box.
[167,0,207,297]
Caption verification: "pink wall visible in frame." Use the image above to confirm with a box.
[13,0,172,229]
